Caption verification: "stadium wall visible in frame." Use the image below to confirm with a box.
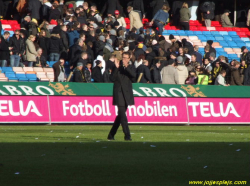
[0,82,250,124]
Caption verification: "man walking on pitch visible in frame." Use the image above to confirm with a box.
[108,52,136,141]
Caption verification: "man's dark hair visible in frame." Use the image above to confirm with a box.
[220,70,226,74]
[122,52,130,57]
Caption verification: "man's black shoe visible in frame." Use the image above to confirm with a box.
[107,134,115,141]
[124,137,132,141]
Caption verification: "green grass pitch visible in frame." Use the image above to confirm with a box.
[0,125,249,186]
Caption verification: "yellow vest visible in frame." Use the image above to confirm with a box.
[198,75,209,85]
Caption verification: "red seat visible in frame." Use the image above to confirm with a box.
[4,28,14,31]
[8,20,18,25]
[240,28,249,32]
[0,20,8,24]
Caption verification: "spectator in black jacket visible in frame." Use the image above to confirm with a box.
[69,39,84,68]
[83,62,92,83]
[73,63,85,82]
[0,36,9,67]
[37,30,49,60]
[47,32,63,61]
[9,30,26,67]
[42,0,52,21]
[77,12,87,25]
[244,65,250,85]
[241,46,250,65]
[92,60,104,82]
[206,40,216,56]
[60,25,69,60]
[95,35,106,58]
[136,60,152,83]
[151,60,162,83]
[200,1,215,27]
[101,0,122,17]
[49,3,61,22]
[28,0,42,21]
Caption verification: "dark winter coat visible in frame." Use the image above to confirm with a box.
[150,0,169,17]
[94,40,105,57]
[60,30,69,51]
[9,36,26,55]
[28,0,41,20]
[68,44,82,67]
[49,8,61,22]
[136,64,152,83]
[230,68,242,85]
[241,52,250,64]
[0,37,9,60]
[83,67,91,83]
[244,66,250,85]
[91,66,104,82]
[151,65,162,83]
[28,22,38,37]
[37,36,49,59]
[42,3,51,21]
[73,68,85,82]
[77,16,87,25]
[47,34,63,54]
[200,1,215,20]
[101,0,122,15]
[110,64,136,106]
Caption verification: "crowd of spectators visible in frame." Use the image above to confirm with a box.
[0,0,250,86]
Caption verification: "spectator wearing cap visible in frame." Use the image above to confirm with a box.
[101,0,122,17]
[127,6,143,31]
[240,46,250,65]
[169,34,182,48]
[47,31,63,61]
[161,58,179,84]
[150,4,170,35]
[151,60,162,83]
[115,10,126,30]
[53,58,66,82]
[109,29,117,47]
[221,9,233,27]
[176,56,188,84]
[73,62,85,82]
[92,60,104,82]
[134,43,145,60]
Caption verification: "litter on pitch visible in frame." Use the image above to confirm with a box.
[150,145,156,147]
[204,166,208,169]
[236,149,241,152]
[15,172,20,175]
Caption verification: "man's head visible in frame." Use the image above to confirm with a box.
[3,31,10,40]
[83,2,88,10]
[224,9,230,16]
[203,58,210,65]
[234,61,241,68]
[122,52,131,67]
[24,16,31,22]
[169,34,175,42]
[28,35,36,42]
[194,45,199,52]
[77,39,84,47]
[215,61,220,68]
[81,52,88,59]
[143,60,149,67]
[127,6,133,13]
[14,30,20,39]
[59,58,65,66]
[91,5,97,11]
[37,48,43,56]
[86,62,92,69]
[61,25,67,32]
[220,70,226,77]
[80,33,86,41]
[179,47,183,55]
[96,60,102,67]
[209,52,216,61]
[170,52,177,59]
[77,62,83,70]
[241,46,248,53]
[204,45,210,53]
[191,54,197,62]
[176,56,184,65]
[109,54,116,61]
[155,61,161,68]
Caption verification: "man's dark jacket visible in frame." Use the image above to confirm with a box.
[110,64,136,106]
